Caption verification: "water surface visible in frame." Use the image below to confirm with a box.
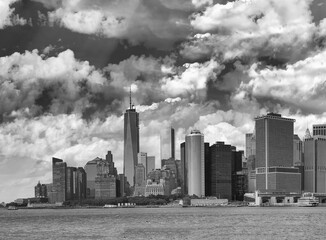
[0,207,325,239]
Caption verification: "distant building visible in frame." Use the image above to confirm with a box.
[124,93,139,186]
[66,167,77,201]
[134,164,146,196]
[161,158,178,187]
[245,133,256,158]
[49,157,67,203]
[85,151,117,198]
[313,124,326,136]
[255,113,301,193]
[180,142,186,194]
[34,181,47,198]
[138,152,147,173]
[84,157,102,198]
[94,159,117,199]
[304,135,326,193]
[207,142,232,200]
[76,167,87,200]
[175,159,182,187]
[146,168,176,196]
[147,156,156,175]
[145,179,165,197]
[118,174,127,197]
[293,135,303,166]
[232,170,248,201]
[245,133,256,193]
[160,127,175,161]
[95,175,116,199]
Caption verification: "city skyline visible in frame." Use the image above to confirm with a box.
[1,0,326,203]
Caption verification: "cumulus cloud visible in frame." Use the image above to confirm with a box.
[46,0,192,49]
[0,49,108,120]
[161,59,222,100]
[182,0,316,62]
[0,0,27,29]
[233,48,326,114]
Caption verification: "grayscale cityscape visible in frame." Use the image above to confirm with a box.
[1,0,326,239]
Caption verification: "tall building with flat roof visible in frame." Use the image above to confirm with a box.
[160,127,175,161]
[138,152,147,174]
[147,156,155,175]
[180,142,186,194]
[255,113,301,193]
[84,157,102,198]
[293,135,303,166]
[123,93,139,186]
[313,124,326,136]
[304,136,326,193]
[245,133,256,158]
[34,181,47,198]
[207,142,232,200]
[185,130,205,197]
[51,157,67,203]
[66,167,76,200]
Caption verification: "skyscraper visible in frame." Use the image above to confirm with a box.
[50,157,67,203]
[207,142,232,200]
[160,127,175,161]
[146,156,155,175]
[255,113,301,193]
[185,130,205,197]
[245,133,256,158]
[180,142,186,194]
[304,135,326,193]
[313,124,326,136]
[293,135,303,166]
[123,91,139,186]
[138,152,147,174]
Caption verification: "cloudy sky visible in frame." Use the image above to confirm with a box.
[1,0,326,202]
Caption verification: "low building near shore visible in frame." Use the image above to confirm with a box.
[254,190,301,206]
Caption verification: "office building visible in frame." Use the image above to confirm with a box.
[105,151,118,176]
[49,157,67,203]
[76,167,87,200]
[34,181,47,198]
[207,142,232,200]
[313,124,326,136]
[180,142,186,194]
[84,157,103,198]
[293,135,303,166]
[185,130,205,197]
[95,175,116,199]
[145,179,165,197]
[304,135,326,193]
[138,152,147,174]
[85,152,118,198]
[147,168,176,196]
[160,127,175,161]
[245,133,256,158]
[175,159,182,187]
[255,113,301,193]
[66,167,77,200]
[123,93,139,186]
[147,156,155,175]
[134,164,146,196]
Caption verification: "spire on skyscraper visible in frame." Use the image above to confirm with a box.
[129,86,132,110]
[304,128,312,140]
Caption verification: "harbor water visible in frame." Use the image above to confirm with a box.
[1,207,326,239]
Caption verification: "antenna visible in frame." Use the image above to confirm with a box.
[129,86,132,109]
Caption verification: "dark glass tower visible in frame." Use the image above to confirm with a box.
[123,91,139,186]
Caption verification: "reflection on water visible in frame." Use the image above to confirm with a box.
[0,207,326,239]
